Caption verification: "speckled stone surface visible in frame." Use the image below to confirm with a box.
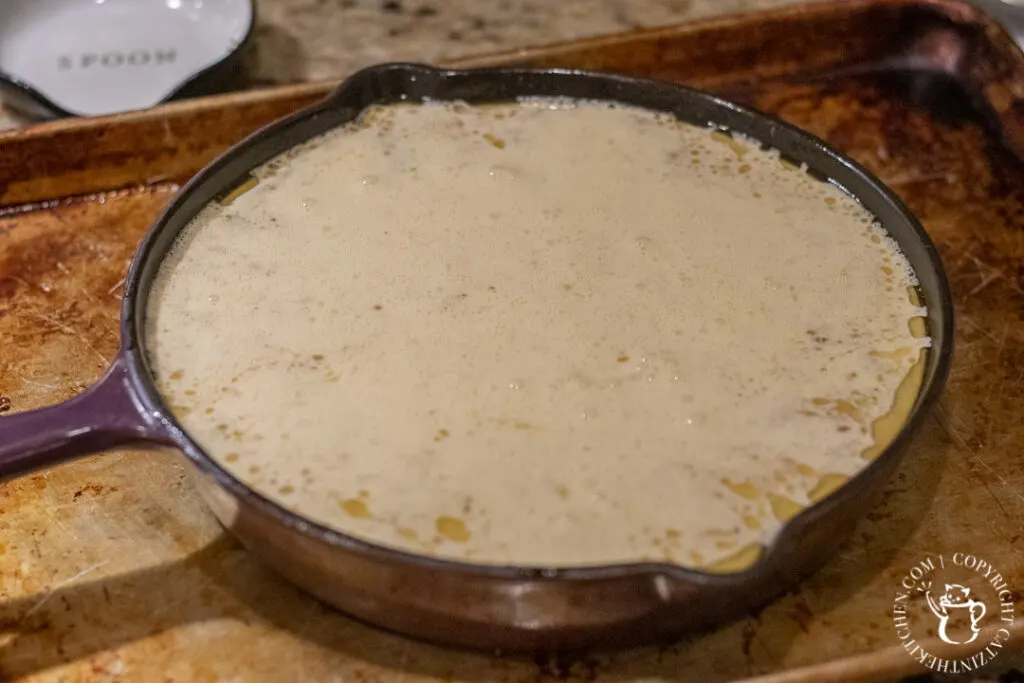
[0,0,805,130]
[244,0,806,84]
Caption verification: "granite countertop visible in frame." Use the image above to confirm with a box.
[244,0,805,84]
[0,0,805,130]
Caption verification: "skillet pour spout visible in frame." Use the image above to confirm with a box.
[0,63,953,651]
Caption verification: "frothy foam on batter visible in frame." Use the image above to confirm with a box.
[146,99,930,569]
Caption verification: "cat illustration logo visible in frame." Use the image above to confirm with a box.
[925,583,986,645]
[892,553,1016,674]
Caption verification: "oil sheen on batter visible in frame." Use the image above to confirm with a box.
[146,100,930,570]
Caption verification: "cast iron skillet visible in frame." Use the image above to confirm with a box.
[0,63,953,651]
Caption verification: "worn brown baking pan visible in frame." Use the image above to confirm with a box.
[0,0,1021,681]
[0,61,958,652]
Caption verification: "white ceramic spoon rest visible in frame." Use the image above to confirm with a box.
[0,0,254,118]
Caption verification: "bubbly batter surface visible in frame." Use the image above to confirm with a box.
[146,100,930,569]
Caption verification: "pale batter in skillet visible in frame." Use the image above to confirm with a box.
[146,100,929,569]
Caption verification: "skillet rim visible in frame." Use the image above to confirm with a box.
[120,62,955,585]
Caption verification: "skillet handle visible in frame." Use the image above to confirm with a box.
[0,355,169,479]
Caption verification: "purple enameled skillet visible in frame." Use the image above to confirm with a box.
[0,63,953,651]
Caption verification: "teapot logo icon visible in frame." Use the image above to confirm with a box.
[894,553,1014,672]
[926,583,986,645]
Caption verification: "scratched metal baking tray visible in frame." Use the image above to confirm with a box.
[0,0,1021,681]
